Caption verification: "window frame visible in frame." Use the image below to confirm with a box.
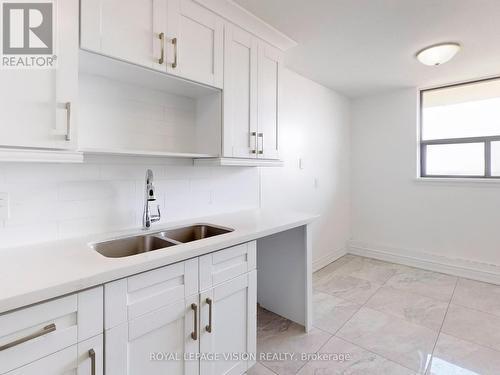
[419,77,500,179]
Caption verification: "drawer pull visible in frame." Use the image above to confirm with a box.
[65,102,72,141]
[0,323,56,351]
[205,298,213,333]
[171,37,178,69]
[88,348,96,375]
[158,32,165,65]
[191,303,198,340]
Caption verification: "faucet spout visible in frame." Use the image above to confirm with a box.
[143,169,161,229]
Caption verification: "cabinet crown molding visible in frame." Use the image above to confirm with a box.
[194,0,297,51]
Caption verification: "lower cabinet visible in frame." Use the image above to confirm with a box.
[5,334,103,375]
[103,241,257,375]
[105,296,199,375]
[200,271,257,375]
[0,287,103,375]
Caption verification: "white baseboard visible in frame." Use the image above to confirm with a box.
[313,248,347,272]
[349,240,500,285]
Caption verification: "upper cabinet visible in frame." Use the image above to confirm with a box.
[0,0,79,151]
[222,25,282,160]
[80,0,164,71]
[257,41,282,160]
[167,0,224,88]
[80,0,223,88]
[223,24,258,158]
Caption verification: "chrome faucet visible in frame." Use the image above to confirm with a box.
[142,169,161,229]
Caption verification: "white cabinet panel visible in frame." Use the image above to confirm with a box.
[0,287,103,374]
[200,271,257,375]
[105,296,199,375]
[78,335,104,375]
[199,241,256,291]
[5,345,78,375]
[257,42,282,160]
[167,0,224,88]
[4,336,103,375]
[77,287,104,342]
[0,295,78,374]
[0,0,78,150]
[105,258,198,329]
[81,0,165,71]
[223,24,258,158]
[222,32,282,161]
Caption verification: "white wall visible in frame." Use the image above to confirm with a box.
[351,88,500,276]
[0,158,259,248]
[261,69,351,269]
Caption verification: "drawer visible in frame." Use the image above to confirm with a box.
[4,334,103,375]
[199,241,256,291]
[105,258,198,329]
[0,287,103,374]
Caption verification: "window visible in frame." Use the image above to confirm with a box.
[420,78,500,178]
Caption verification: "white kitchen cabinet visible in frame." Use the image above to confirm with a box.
[5,336,103,375]
[102,242,257,375]
[200,271,257,375]
[105,297,199,375]
[257,41,282,160]
[222,29,282,161]
[223,24,258,158]
[80,0,165,71]
[0,0,78,150]
[167,0,224,88]
[0,287,103,375]
[80,0,223,88]
[199,241,256,291]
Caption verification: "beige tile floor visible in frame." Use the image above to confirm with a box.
[249,254,500,375]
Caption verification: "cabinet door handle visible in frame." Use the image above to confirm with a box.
[191,303,198,340]
[258,132,264,155]
[171,37,178,68]
[251,132,257,154]
[0,323,56,351]
[88,348,96,375]
[65,102,71,141]
[158,32,165,65]
[205,298,213,333]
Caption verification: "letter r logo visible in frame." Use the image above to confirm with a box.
[2,2,53,54]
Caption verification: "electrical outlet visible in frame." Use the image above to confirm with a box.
[0,193,10,220]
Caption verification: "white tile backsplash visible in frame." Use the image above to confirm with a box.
[0,158,260,248]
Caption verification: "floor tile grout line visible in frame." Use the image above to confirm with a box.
[427,276,459,372]
[438,330,500,355]
[334,334,418,374]
[319,255,450,374]
[449,296,500,319]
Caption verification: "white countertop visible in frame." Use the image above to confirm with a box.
[0,209,317,314]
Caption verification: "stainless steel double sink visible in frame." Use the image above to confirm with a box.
[92,224,234,258]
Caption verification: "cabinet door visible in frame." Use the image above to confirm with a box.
[0,0,78,150]
[167,0,224,88]
[200,271,257,375]
[105,296,199,375]
[223,25,258,158]
[78,335,104,375]
[80,0,165,71]
[257,42,282,160]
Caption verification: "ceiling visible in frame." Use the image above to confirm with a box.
[234,0,500,98]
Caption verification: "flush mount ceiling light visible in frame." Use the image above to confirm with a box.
[416,43,461,66]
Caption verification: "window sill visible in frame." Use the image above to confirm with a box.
[414,177,500,187]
